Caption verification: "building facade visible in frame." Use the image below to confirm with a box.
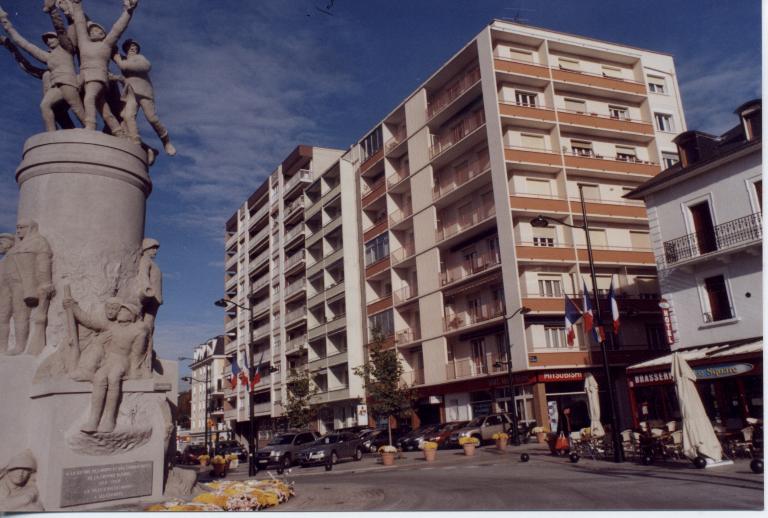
[625,99,762,429]
[221,20,690,435]
[189,336,231,446]
[352,20,685,432]
[223,145,367,442]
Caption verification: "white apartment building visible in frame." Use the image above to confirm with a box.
[189,336,230,445]
[624,99,762,429]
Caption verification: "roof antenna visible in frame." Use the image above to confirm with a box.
[504,3,536,24]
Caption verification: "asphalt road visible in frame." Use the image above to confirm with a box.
[256,444,764,512]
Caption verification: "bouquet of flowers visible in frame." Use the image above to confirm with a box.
[421,441,439,450]
[492,432,509,441]
[378,445,398,454]
[211,455,227,465]
[532,426,548,434]
[458,436,480,446]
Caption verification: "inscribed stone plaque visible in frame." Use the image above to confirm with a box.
[60,461,153,507]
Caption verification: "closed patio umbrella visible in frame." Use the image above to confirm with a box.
[671,352,723,461]
[584,373,605,438]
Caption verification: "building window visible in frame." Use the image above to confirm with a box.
[538,276,562,297]
[654,113,674,132]
[360,126,383,162]
[558,57,580,71]
[364,233,389,266]
[661,151,679,169]
[645,324,666,350]
[702,275,733,322]
[752,180,762,212]
[545,326,566,348]
[532,225,555,247]
[571,140,594,157]
[521,133,545,150]
[564,98,586,113]
[515,90,538,107]
[525,178,552,196]
[615,145,637,162]
[648,76,666,94]
[629,231,651,250]
[508,47,533,63]
[368,309,394,337]
[533,236,554,247]
[602,66,623,79]
[608,105,629,120]
[688,200,717,254]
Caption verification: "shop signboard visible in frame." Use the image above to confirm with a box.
[356,404,368,426]
[538,371,584,383]
[629,362,754,387]
[658,300,675,346]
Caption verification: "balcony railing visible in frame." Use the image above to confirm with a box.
[285,335,307,353]
[386,165,411,188]
[385,126,407,153]
[251,322,270,340]
[251,299,270,315]
[440,251,501,286]
[285,279,306,298]
[361,176,386,198]
[429,111,486,159]
[663,213,762,266]
[427,65,481,119]
[284,223,305,244]
[445,351,505,380]
[284,169,313,194]
[433,154,491,201]
[389,203,413,226]
[285,250,306,271]
[390,241,415,264]
[436,202,496,242]
[249,226,269,249]
[285,196,305,216]
[443,301,505,332]
[393,284,418,305]
[395,327,421,345]
[401,368,425,386]
[285,306,307,325]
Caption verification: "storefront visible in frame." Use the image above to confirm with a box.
[626,340,762,430]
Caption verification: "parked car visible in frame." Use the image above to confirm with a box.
[396,424,441,451]
[425,421,469,449]
[297,432,365,466]
[215,440,248,462]
[357,429,383,453]
[255,431,319,470]
[179,444,208,465]
[368,427,412,452]
[446,413,514,447]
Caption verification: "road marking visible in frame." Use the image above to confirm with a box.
[421,467,435,470]
[443,466,456,470]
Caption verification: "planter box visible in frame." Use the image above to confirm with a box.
[424,449,437,462]
[381,452,396,466]
[462,444,476,456]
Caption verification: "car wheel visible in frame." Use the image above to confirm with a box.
[281,454,291,470]
[354,448,363,461]
[331,451,339,465]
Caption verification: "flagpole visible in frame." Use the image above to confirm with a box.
[577,184,624,463]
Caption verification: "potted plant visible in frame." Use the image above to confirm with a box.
[227,453,239,469]
[211,455,229,477]
[459,436,479,456]
[493,432,509,451]
[379,445,397,466]
[198,454,211,466]
[421,441,438,462]
[532,426,549,444]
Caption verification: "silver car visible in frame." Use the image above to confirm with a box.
[298,432,365,466]
[255,431,318,470]
[447,413,513,447]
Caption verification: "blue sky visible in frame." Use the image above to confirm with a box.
[0,0,761,379]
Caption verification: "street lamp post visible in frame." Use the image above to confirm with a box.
[215,298,258,477]
[531,184,625,463]
[495,306,531,446]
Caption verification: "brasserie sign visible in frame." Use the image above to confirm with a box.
[630,362,754,387]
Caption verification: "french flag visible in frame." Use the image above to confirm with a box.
[582,278,603,343]
[564,294,582,347]
[609,275,620,335]
[230,356,240,389]
[240,353,250,390]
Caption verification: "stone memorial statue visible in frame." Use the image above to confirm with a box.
[0,450,44,512]
[0,4,85,132]
[63,295,148,433]
[135,237,161,371]
[0,233,16,354]
[113,40,176,155]
[69,0,137,133]
[0,221,53,356]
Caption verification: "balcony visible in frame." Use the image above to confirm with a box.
[427,65,481,120]
[557,109,654,138]
[360,148,384,174]
[361,177,386,207]
[509,193,570,215]
[386,165,411,189]
[393,284,418,305]
[251,322,270,341]
[284,250,306,274]
[247,249,269,274]
[493,56,551,80]
[499,101,557,124]
[440,251,501,287]
[433,154,491,202]
[367,294,393,315]
[225,232,238,250]
[251,299,270,317]
[504,146,562,170]
[436,202,496,243]
[248,204,269,229]
[365,256,391,278]
[385,126,407,156]
[285,334,307,355]
[389,203,413,227]
[443,301,505,333]
[325,313,346,334]
[390,241,415,265]
[563,152,659,177]
[515,242,655,265]
[551,67,647,97]
[429,111,486,160]
[395,327,421,346]
[401,368,425,386]
[284,196,305,221]
[248,226,269,252]
[363,216,388,242]
[284,223,305,246]
[285,306,307,326]
[284,169,313,197]
[662,213,762,267]
[446,351,505,380]
[285,279,306,300]
[521,292,663,314]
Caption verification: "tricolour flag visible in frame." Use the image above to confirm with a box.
[240,352,250,390]
[582,277,604,343]
[564,293,582,347]
[609,275,620,335]
[229,356,240,389]
[251,350,265,387]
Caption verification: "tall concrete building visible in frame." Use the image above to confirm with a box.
[189,336,229,445]
[222,145,368,441]
[221,21,688,435]
[352,21,685,431]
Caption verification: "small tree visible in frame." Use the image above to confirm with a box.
[284,369,319,430]
[353,329,413,446]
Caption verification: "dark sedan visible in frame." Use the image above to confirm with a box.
[396,424,441,451]
[426,421,469,449]
[297,432,365,466]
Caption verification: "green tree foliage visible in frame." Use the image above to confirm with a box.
[353,329,413,446]
[284,368,319,429]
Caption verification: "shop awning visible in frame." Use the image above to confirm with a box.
[627,339,762,372]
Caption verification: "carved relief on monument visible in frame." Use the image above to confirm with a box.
[0,450,44,512]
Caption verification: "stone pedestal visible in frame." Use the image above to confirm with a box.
[14,129,151,352]
[0,131,177,511]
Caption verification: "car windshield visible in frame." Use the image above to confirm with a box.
[441,422,465,432]
[318,435,342,445]
[268,434,296,445]
[467,416,485,427]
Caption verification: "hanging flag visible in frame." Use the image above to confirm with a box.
[564,293,582,347]
[252,349,265,387]
[609,275,620,335]
[582,277,604,343]
[240,352,250,390]
[229,356,241,389]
